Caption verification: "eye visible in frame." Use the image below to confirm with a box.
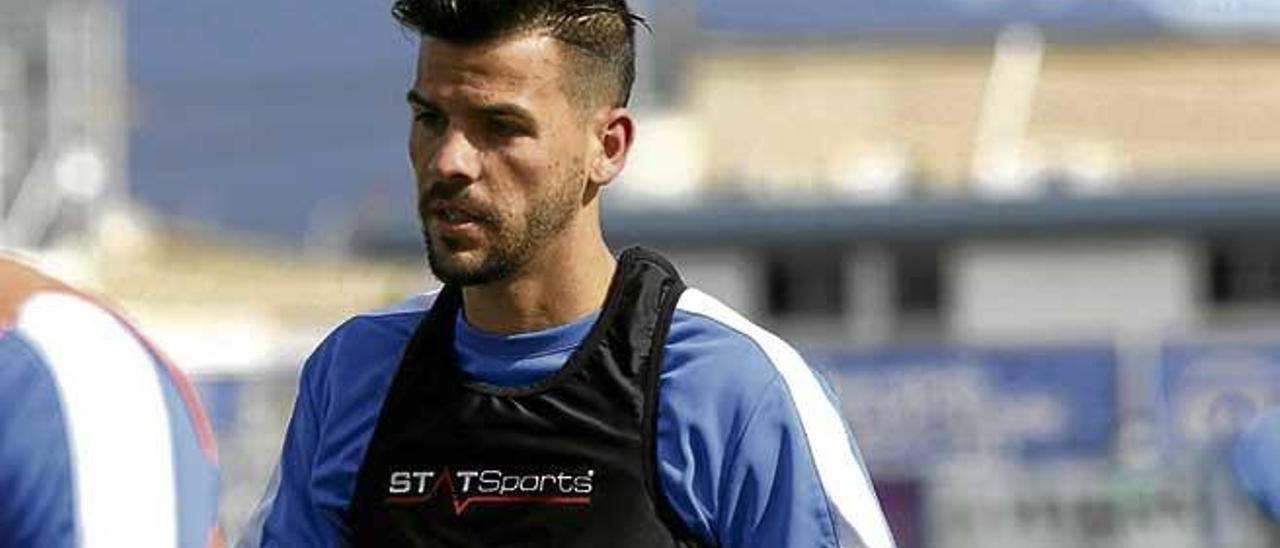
[485,117,529,139]
[414,109,446,133]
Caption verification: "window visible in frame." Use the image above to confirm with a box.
[764,247,847,319]
[1208,239,1280,307]
[894,246,944,317]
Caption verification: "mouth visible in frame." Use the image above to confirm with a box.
[427,202,487,236]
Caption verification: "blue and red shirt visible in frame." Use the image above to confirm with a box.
[0,258,221,548]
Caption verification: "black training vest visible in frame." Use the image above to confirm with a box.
[348,247,704,547]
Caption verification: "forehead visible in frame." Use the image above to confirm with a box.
[415,33,568,106]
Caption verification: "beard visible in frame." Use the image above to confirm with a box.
[420,174,582,287]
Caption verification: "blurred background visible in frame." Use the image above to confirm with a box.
[3,0,1280,545]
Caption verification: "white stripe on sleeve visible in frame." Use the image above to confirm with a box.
[18,292,178,548]
[677,288,897,548]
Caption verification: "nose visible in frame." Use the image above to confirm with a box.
[430,127,482,184]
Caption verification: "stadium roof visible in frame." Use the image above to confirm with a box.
[609,186,1280,245]
[349,184,1280,254]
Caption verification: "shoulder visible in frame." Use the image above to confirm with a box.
[11,289,192,402]
[1236,410,1280,469]
[11,291,169,396]
[669,288,845,417]
[0,256,69,327]
[312,291,435,363]
[344,291,436,333]
[299,291,437,409]
[665,287,810,398]
[3,290,219,546]
[1235,409,1280,518]
[664,289,896,548]
[661,288,816,455]
[2,257,136,364]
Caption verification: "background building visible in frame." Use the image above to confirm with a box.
[4,0,1280,545]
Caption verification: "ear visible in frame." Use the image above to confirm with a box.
[589,107,635,187]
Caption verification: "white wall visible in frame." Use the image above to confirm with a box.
[665,248,760,318]
[950,237,1201,341]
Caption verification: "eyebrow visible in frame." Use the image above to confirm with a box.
[405,89,536,125]
[406,89,432,109]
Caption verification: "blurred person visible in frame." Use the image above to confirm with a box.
[1234,409,1280,523]
[239,1,895,547]
[0,254,221,547]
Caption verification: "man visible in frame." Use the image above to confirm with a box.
[240,1,895,546]
[0,254,221,547]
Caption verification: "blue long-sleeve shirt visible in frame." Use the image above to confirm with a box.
[239,289,895,547]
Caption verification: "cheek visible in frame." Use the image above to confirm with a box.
[408,128,432,176]
[491,144,549,190]
[407,140,425,190]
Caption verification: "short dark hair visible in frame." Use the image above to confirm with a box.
[392,0,646,109]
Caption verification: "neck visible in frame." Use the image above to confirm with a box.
[461,230,615,335]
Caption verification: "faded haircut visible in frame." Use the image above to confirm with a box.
[392,0,646,110]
